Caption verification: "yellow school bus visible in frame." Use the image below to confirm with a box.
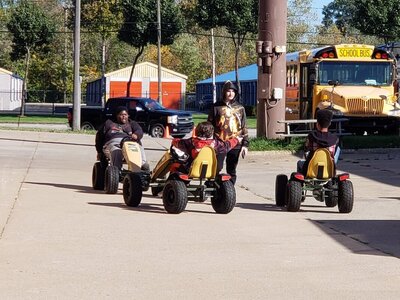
[285,44,400,134]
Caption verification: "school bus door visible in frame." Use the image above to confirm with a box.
[299,63,314,120]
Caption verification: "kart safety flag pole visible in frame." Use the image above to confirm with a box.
[256,0,287,139]
[72,0,81,131]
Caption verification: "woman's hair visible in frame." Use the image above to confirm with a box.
[195,121,214,138]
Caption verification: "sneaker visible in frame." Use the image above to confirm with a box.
[141,162,150,172]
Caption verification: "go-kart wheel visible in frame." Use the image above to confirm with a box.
[286,180,302,212]
[324,181,338,207]
[212,180,236,214]
[275,174,288,207]
[338,180,354,213]
[123,173,143,207]
[162,180,188,214]
[92,162,105,190]
[104,165,119,194]
[151,186,163,196]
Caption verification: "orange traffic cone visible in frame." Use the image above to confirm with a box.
[164,125,171,139]
[192,126,197,138]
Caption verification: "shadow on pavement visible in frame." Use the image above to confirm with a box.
[310,219,400,258]
[24,181,97,193]
[88,199,216,215]
[88,202,167,214]
[235,202,284,212]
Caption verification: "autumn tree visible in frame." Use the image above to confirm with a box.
[118,0,184,97]
[79,0,123,104]
[194,0,258,96]
[7,0,56,115]
[287,0,317,52]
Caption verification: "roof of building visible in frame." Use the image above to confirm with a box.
[0,67,22,79]
[105,61,188,80]
[197,64,257,84]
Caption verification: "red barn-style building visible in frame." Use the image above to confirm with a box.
[86,62,187,109]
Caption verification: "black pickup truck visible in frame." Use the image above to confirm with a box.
[67,97,194,138]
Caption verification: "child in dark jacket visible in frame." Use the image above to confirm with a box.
[171,121,241,174]
[298,109,339,175]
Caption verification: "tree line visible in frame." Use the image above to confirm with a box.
[0,0,393,104]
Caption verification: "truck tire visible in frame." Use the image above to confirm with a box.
[150,124,165,138]
[123,173,143,207]
[81,121,95,131]
[162,180,187,214]
[338,180,354,213]
[275,174,288,207]
[211,180,236,214]
[104,165,119,194]
[92,162,105,190]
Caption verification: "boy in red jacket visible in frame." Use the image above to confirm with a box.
[171,121,241,174]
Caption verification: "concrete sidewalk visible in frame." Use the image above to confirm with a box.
[0,130,399,299]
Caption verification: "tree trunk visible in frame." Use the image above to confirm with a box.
[126,46,144,97]
[233,33,245,101]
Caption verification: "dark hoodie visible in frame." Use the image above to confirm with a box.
[207,81,249,148]
[305,130,338,159]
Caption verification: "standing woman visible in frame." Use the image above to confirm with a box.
[208,80,249,185]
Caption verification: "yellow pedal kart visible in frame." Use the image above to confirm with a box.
[275,148,354,213]
[122,146,236,214]
[92,139,148,194]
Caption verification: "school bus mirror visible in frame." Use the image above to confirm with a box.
[328,80,340,86]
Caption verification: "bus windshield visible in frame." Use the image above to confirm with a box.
[317,61,392,86]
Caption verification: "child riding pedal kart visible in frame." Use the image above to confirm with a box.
[122,122,241,214]
[275,109,354,213]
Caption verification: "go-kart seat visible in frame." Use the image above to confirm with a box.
[305,148,335,179]
[188,146,217,179]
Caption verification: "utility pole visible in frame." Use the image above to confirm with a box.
[157,0,162,105]
[256,0,287,138]
[211,29,216,103]
[73,0,81,130]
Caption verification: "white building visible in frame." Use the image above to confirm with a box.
[0,67,23,111]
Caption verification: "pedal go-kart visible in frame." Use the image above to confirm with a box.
[92,138,149,194]
[275,148,354,213]
[122,145,236,214]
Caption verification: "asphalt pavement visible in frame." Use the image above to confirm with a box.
[0,130,399,299]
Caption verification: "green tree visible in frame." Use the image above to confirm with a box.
[195,0,258,95]
[322,0,400,42]
[287,0,317,52]
[79,0,123,104]
[118,0,184,97]
[7,0,56,115]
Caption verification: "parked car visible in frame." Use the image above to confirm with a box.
[67,97,194,138]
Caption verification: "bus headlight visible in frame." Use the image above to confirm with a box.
[167,115,178,124]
